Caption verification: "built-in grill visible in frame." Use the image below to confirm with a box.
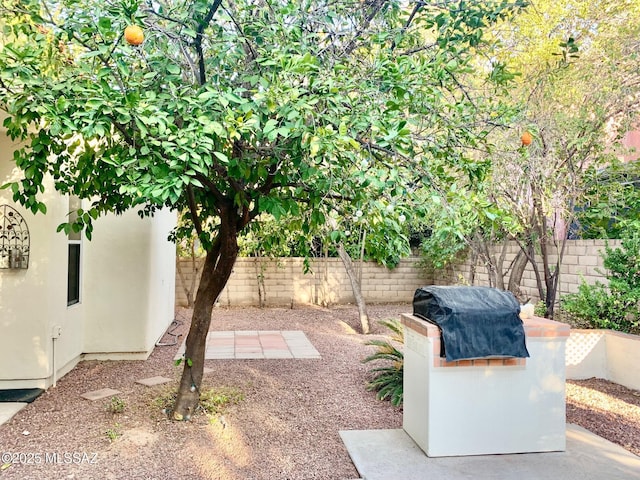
[412,286,529,362]
[402,286,569,457]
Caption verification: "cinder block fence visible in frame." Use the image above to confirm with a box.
[433,239,614,303]
[176,257,433,307]
[175,240,617,308]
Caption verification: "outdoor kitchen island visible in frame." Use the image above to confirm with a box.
[401,311,570,457]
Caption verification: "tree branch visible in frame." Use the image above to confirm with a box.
[443,67,477,109]
[186,185,204,237]
[221,3,258,62]
[194,0,224,85]
[343,0,388,55]
[144,1,192,30]
[399,42,437,56]
[391,2,422,50]
[110,118,136,146]
[194,173,226,204]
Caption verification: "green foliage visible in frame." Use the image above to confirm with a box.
[340,207,412,269]
[199,387,244,416]
[104,423,122,443]
[0,0,525,249]
[106,395,126,414]
[362,319,404,406]
[173,357,193,367]
[152,385,244,417]
[575,160,640,239]
[416,181,515,271]
[238,214,314,258]
[561,230,640,334]
[533,301,547,318]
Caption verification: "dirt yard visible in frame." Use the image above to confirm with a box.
[0,305,638,479]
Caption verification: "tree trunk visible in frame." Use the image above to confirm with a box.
[254,254,266,308]
[337,242,370,334]
[173,210,239,420]
[176,242,200,308]
[494,238,509,291]
[508,249,528,302]
[533,195,557,318]
[468,249,477,285]
[546,235,569,319]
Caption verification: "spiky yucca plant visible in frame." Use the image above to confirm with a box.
[362,319,404,406]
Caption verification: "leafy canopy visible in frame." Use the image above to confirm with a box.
[1,0,525,247]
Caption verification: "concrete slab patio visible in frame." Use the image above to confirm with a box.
[174,330,321,360]
[0,403,27,426]
[340,424,640,480]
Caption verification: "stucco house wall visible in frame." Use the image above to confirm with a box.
[0,118,176,389]
[81,207,176,359]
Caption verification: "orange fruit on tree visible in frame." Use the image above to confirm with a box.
[124,25,144,46]
[521,131,533,146]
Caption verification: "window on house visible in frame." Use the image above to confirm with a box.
[67,196,82,306]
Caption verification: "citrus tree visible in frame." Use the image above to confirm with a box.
[417,0,640,316]
[0,0,525,418]
[488,0,640,317]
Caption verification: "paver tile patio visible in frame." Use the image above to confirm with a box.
[174,330,320,360]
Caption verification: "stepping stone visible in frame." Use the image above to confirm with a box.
[81,388,121,401]
[135,376,172,387]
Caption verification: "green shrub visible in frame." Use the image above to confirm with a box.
[533,300,547,318]
[561,232,640,334]
[362,319,404,406]
[106,395,125,414]
[104,423,121,442]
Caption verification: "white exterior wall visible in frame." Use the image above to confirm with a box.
[606,332,640,391]
[565,330,608,380]
[81,209,148,354]
[82,208,176,357]
[145,208,177,351]
[0,120,176,388]
[0,133,84,388]
[567,330,640,391]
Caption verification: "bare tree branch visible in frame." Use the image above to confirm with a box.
[343,0,388,55]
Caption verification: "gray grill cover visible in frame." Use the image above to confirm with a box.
[413,286,530,362]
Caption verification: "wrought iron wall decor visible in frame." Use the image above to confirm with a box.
[0,204,30,269]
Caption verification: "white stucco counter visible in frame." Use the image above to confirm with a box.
[401,313,569,457]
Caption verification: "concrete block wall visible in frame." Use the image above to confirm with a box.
[434,239,615,303]
[175,240,616,307]
[176,256,433,307]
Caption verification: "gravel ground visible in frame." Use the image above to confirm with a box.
[566,377,640,457]
[0,304,638,480]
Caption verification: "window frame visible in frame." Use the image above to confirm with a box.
[67,196,83,307]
